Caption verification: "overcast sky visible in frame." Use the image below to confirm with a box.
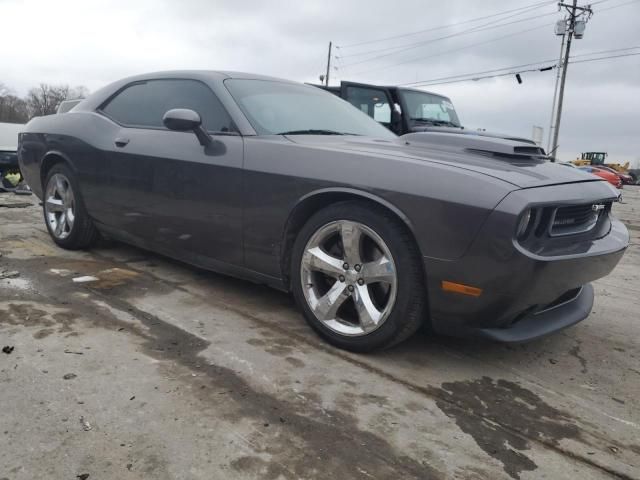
[1,0,639,164]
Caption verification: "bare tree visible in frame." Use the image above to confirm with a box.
[69,85,90,100]
[26,84,71,117]
[25,83,91,118]
[0,83,29,123]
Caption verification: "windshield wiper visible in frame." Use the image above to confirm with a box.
[277,129,345,135]
[412,118,460,128]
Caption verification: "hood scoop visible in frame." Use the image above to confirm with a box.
[402,132,547,162]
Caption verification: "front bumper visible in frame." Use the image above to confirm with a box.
[475,284,593,342]
[424,181,629,342]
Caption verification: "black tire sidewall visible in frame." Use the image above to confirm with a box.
[291,202,425,352]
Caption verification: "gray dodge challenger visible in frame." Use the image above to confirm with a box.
[18,71,629,352]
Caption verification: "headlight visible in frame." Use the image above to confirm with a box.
[516,209,532,239]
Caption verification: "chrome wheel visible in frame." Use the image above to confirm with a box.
[44,173,75,240]
[300,220,397,336]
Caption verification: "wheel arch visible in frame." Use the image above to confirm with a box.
[280,187,424,289]
[40,150,77,189]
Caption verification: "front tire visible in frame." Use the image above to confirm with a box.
[43,163,98,249]
[291,201,426,352]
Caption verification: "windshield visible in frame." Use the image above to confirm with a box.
[401,90,461,127]
[225,79,396,138]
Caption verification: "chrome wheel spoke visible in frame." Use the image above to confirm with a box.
[55,176,67,198]
[45,173,76,240]
[66,208,75,229]
[300,219,398,337]
[45,197,65,213]
[340,221,363,266]
[353,284,383,332]
[313,280,348,320]
[54,213,67,237]
[361,255,395,284]
[303,247,344,278]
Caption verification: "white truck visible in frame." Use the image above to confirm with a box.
[0,122,29,193]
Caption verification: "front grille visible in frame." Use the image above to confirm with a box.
[516,200,614,246]
[549,202,609,236]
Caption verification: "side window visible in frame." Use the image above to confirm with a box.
[344,87,391,124]
[101,79,234,132]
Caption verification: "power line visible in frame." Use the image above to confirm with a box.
[350,22,553,76]
[336,0,639,73]
[571,45,640,58]
[398,50,640,88]
[336,0,556,49]
[338,6,559,61]
[594,0,640,10]
[405,66,557,88]
[337,9,560,68]
[400,59,557,86]
[570,51,640,63]
[546,0,640,155]
[332,0,640,87]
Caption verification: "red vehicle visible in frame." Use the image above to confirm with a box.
[578,166,623,189]
[592,165,634,185]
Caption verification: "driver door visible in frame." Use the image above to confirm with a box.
[95,78,244,267]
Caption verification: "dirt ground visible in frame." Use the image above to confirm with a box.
[1,186,639,480]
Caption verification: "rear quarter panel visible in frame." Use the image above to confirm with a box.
[19,112,120,222]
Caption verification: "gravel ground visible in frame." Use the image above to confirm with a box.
[1,186,639,480]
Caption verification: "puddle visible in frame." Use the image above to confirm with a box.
[0,302,79,338]
[91,267,139,289]
[432,376,580,479]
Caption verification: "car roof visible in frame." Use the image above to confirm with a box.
[359,84,451,99]
[396,87,451,99]
[316,81,452,100]
[75,70,303,112]
[117,70,297,84]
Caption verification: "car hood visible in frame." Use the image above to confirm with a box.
[410,124,537,145]
[284,133,601,189]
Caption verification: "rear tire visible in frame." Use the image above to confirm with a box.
[43,163,98,249]
[291,201,426,352]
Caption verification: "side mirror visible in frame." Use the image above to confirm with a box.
[163,108,211,146]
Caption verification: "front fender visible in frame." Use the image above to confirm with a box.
[293,186,416,234]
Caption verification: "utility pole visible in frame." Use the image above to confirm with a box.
[547,32,566,153]
[325,41,332,87]
[549,0,592,161]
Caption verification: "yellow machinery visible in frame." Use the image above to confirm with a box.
[571,152,630,173]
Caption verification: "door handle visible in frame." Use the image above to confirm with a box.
[114,137,130,147]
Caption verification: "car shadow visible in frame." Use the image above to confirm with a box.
[92,238,585,373]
